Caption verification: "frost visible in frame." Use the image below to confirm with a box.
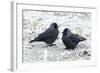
[22,10,91,63]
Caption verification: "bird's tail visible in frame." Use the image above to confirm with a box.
[29,40,35,43]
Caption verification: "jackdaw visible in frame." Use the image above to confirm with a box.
[62,28,86,50]
[29,23,59,46]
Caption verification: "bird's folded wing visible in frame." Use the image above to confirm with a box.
[36,29,55,40]
[69,34,82,43]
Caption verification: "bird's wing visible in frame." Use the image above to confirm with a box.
[62,36,76,49]
[69,34,85,44]
[35,28,55,41]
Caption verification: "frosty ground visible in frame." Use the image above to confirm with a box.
[22,10,91,63]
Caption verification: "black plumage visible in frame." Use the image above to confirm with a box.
[62,28,86,50]
[29,23,59,46]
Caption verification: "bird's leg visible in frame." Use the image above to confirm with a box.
[48,44,56,46]
[65,48,68,49]
[69,49,72,52]
[65,47,73,51]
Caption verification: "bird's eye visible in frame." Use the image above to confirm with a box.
[53,23,58,29]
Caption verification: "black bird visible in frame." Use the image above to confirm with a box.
[29,23,59,46]
[62,28,86,50]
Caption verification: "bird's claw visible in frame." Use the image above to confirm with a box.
[48,44,56,46]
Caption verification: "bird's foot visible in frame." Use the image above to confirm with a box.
[65,48,74,52]
[48,44,56,46]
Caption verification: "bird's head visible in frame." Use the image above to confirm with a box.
[62,28,71,35]
[50,22,58,29]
